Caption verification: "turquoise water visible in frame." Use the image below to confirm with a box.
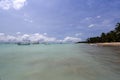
[0,44,120,80]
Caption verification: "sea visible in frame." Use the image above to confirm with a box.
[0,43,120,80]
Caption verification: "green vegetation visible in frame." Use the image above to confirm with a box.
[86,23,120,43]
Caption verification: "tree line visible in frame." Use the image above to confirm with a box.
[86,23,120,43]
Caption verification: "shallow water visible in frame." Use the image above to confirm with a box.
[0,44,120,80]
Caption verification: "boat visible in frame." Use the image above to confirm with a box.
[17,42,30,45]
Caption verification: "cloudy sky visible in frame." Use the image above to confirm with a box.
[0,0,120,42]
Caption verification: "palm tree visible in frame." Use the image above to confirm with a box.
[86,22,120,43]
[115,23,120,41]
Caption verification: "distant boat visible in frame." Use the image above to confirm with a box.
[17,42,30,45]
[31,41,39,44]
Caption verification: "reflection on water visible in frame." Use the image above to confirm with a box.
[0,44,120,80]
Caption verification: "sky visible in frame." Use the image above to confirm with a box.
[0,0,120,43]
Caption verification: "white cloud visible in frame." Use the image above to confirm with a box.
[24,18,33,23]
[16,32,21,35]
[63,36,81,43]
[75,33,82,37]
[20,33,57,43]
[80,17,92,24]
[0,0,11,10]
[102,20,111,25]
[0,33,81,43]
[96,16,101,18]
[13,0,27,10]
[84,16,101,21]
[43,33,47,35]
[88,24,95,28]
[85,17,92,21]
[7,35,16,41]
[0,33,5,36]
[0,0,27,10]
[44,37,56,42]
[21,34,30,40]
[23,13,34,23]
[82,16,101,23]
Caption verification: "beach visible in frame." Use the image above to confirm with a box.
[96,42,120,46]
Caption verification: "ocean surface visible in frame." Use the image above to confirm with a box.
[0,44,120,80]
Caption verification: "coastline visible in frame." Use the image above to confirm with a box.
[90,42,120,46]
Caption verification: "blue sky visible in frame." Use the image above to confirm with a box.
[0,0,120,42]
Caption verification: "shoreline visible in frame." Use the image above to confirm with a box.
[90,42,120,47]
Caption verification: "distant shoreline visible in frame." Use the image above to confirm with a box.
[90,42,120,46]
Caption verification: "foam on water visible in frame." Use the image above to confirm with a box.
[0,44,120,80]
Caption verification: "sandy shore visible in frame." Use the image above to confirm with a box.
[90,42,120,46]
